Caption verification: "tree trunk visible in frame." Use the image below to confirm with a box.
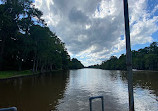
[41,64,44,73]
[33,58,36,73]
[0,38,5,70]
[50,64,52,71]
[18,60,22,71]
[35,59,38,72]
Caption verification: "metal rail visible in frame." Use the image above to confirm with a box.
[0,107,17,111]
[89,96,104,111]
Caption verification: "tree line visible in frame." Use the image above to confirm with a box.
[69,58,84,69]
[0,0,84,72]
[89,42,158,71]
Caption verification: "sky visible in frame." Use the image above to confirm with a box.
[34,0,158,66]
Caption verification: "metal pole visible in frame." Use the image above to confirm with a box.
[123,0,134,111]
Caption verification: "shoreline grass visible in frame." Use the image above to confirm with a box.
[0,70,33,79]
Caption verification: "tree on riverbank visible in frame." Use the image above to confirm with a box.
[89,42,158,71]
[0,0,83,72]
[69,58,84,69]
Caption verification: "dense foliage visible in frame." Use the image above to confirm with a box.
[69,58,84,69]
[0,0,84,72]
[89,42,158,71]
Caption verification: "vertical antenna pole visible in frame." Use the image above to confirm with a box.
[123,0,134,111]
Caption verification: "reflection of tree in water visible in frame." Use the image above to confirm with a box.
[119,71,158,96]
[0,71,69,111]
[108,70,128,84]
[108,70,120,79]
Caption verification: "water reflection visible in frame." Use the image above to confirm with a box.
[57,69,158,111]
[0,71,69,111]
[0,69,157,111]
[57,69,128,111]
[109,70,158,111]
[120,71,158,96]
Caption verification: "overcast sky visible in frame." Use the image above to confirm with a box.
[34,0,158,66]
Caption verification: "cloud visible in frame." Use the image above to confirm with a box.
[35,0,158,66]
[68,8,89,23]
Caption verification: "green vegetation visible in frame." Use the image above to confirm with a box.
[89,42,158,71]
[0,0,84,76]
[69,58,84,69]
[0,70,32,79]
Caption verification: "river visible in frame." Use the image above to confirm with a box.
[0,68,157,111]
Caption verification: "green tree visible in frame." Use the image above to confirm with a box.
[0,0,73,72]
[92,42,158,71]
[69,58,84,69]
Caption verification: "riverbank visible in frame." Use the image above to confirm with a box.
[0,69,65,80]
[0,70,34,79]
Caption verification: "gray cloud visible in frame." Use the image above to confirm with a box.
[35,0,158,66]
[68,8,89,23]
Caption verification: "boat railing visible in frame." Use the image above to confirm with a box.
[0,107,17,111]
[89,96,104,111]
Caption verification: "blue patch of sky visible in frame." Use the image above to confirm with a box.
[0,0,4,4]
[120,35,124,40]
[146,0,158,35]
[147,0,158,42]
[31,0,35,3]
[151,31,158,41]
[97,3,100,12]
[146,0,158,17]
[147,0,158,10]
[132,42,151,51]
[130,21,137,27]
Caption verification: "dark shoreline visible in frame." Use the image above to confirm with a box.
[1,68,157,81]
[0,70,63,81]
[87,68,158,72]
[0,72,41,81]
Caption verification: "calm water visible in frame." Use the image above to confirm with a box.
[0,68,157,111]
